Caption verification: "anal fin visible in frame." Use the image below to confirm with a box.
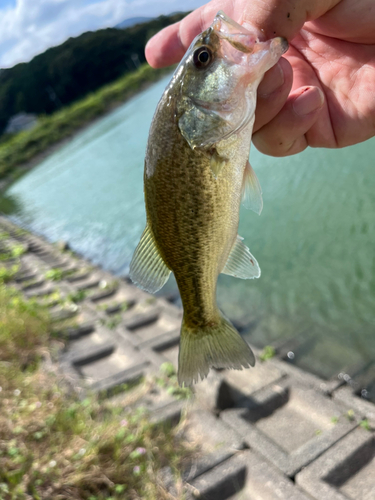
[129,224,170,293]
[222,235,260,279]
[241,160,263,214]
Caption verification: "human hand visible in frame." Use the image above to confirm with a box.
[146,0,375,156]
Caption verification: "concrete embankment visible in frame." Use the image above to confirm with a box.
[1,214,374,499]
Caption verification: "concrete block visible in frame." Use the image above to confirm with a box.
[90,361,150,395]
[157,342,180,369]
[186,410,245,452]
[66,269,92,282]
[296,427,375,500]
[92,284,139,314]
[228,450,313,500]
[55,304,99,332]
[20,276,45,290]
[67,326,113,353]
[333,386,375,428]
[14,269,37,283]
[73,274,102,291]
[182,409,245,483]
[64,322,96,341]
[74,343,148,388]
[89,285,118,302]
[138,328,180,351]
[23,283,55,298]
[186,450,312,500]
[122,306,161,331]
[128,383,179,413]
[35,252,70,268]
[220,361,286,406]
[149,400,186,426]
[65,340,115,366]
[49,304,78,322]
[192,371,233,413]
[350,361,375,404]
[267,356,333,393]
[129,313,181,344]
[221,379,358,477]
[185,451,247,500]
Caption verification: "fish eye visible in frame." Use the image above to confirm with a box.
[193,46,213,69]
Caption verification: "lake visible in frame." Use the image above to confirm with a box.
[2,74,375,380]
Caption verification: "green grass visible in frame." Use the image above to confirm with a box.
[0,64,172,183]
[0,264,19,283]
[0,285,50,369]
[259,345,276,362]
[0,242,26,261]
[0,280,195,499]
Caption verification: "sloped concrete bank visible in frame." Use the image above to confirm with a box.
[1,215,374,500]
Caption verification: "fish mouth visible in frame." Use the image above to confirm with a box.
[213,11,257,53]
[212,10,288,55]
[213,10,254,38]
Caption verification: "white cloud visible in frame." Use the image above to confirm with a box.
[0,0,205,68]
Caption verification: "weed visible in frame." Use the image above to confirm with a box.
[103,314,122,330]
[67,289,89,303]
[0,264,19,283]
[0,283,194,499]
[0,243,26,261]
[37,290,62,307]
[259,345,276,362]
[346,409,355,421]
[45,268,64,281]
[0,284,50,369]
[156,363,192,400]
[360,419,371,431]
[145,296,157,305]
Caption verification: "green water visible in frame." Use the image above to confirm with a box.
[3,75,375,379]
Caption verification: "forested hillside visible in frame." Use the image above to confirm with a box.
[0,13,185,134]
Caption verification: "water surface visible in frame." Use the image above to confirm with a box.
[3,75,375,379]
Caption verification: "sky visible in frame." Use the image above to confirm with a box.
[0,0,205,68]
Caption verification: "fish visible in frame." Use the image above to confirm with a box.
[130,11,288,385]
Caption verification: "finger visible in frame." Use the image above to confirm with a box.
[252,86,324,156]
[146,0,342,68]
[254,56,293,133]
[145,22,185,68]
[146,1,230,68]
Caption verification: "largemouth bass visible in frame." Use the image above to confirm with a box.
[130,11,287,385]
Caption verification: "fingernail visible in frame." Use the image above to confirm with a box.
[293,87,324,116]
[258,63,284,97]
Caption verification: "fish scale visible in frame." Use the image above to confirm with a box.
[130,11,288,385]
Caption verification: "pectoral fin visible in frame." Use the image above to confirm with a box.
[210,150,227,178]
[129,224,170,293]
[241,161,263,215]
[222,235,260,279]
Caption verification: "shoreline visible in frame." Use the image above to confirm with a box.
[0,213,374,499]
[0,65,172,193]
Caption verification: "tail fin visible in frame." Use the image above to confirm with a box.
[178,313,255,386]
